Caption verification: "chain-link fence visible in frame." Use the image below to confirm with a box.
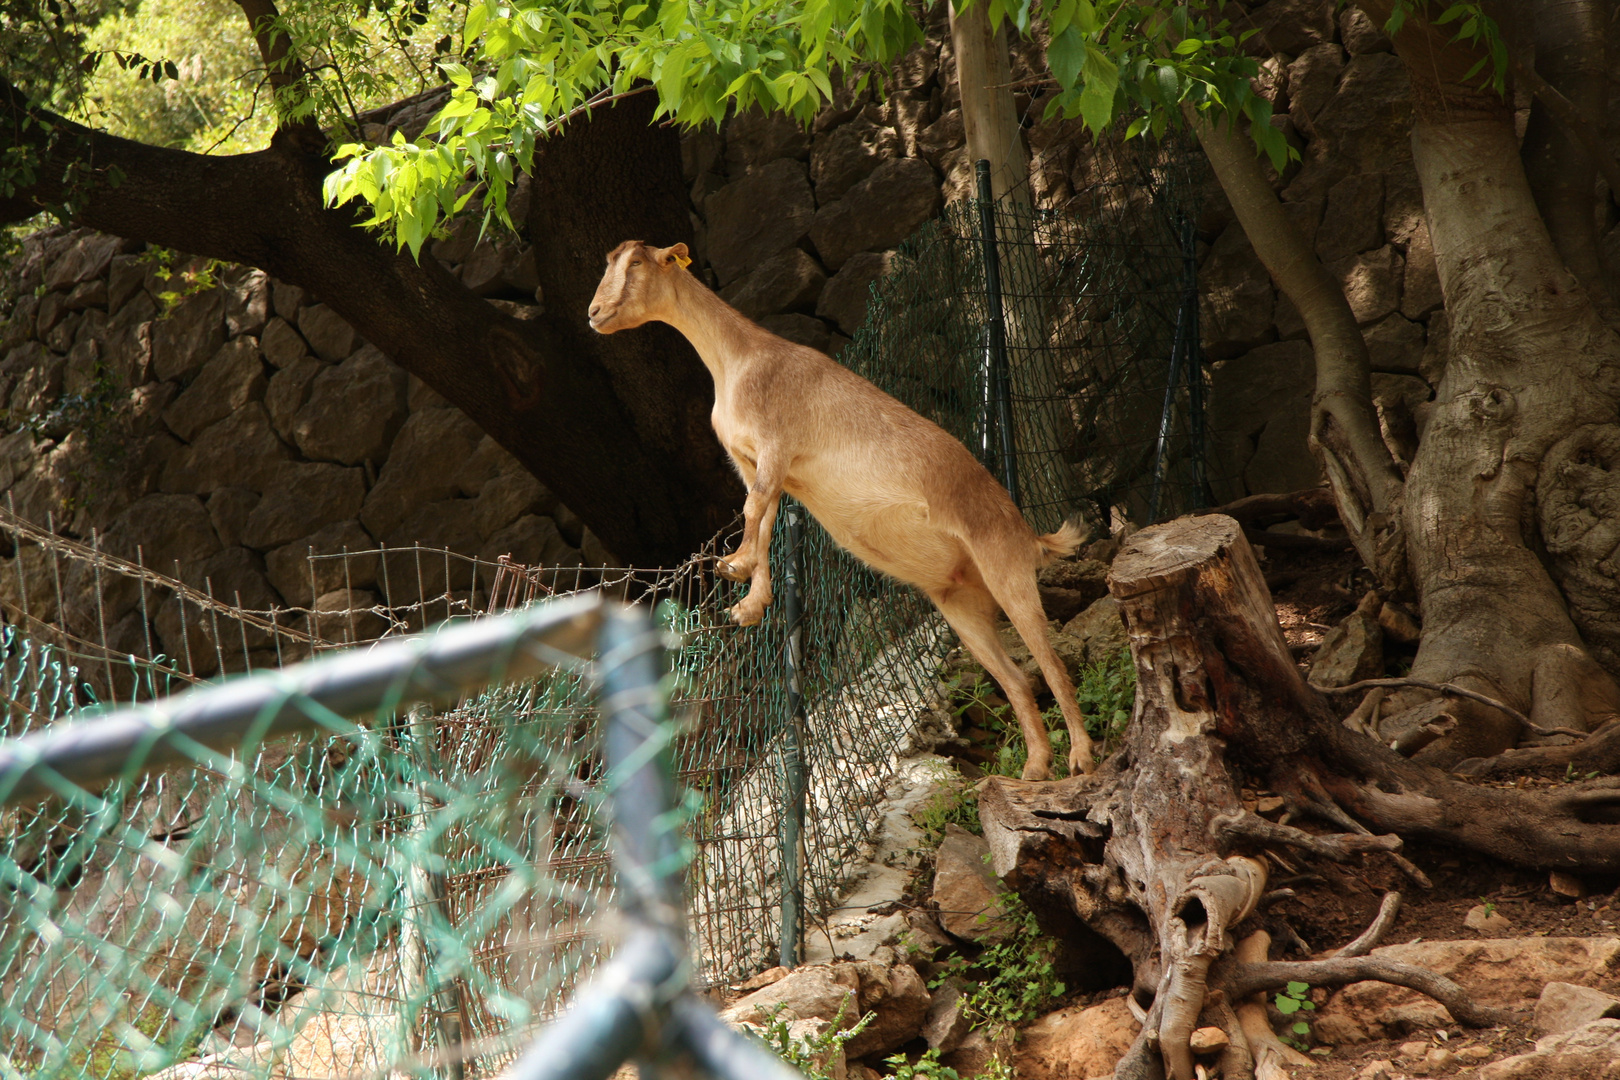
[843,134,1211,533]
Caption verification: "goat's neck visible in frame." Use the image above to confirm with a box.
[659,273,763,396]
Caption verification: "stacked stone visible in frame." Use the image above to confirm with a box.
[0,227,608,676]
[1194,1,1509,500]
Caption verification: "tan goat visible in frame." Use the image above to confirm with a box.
[588,240,1093,779]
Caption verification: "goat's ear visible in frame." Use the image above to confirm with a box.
[657,243,692,270]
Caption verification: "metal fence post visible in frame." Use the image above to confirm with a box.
[399,703,467,1080]
[1149,211,1210,523]
[974,159,1020,506]
[777,504,808,968]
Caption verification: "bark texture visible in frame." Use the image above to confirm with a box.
[0,76,743,566]
[980,514,1620,1080]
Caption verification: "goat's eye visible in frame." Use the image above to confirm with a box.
[629,259,642,267]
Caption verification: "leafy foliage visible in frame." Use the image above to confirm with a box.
[932,890,1067,1032]
[754,998,873,1080]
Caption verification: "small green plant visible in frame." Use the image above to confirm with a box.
[1479,897,1497,917]
[931,891,1066,1036]
[883,1047,960,1080]
[139,246,223,315]
[1075,647,1135,751]
[914,769,982,843]
[1274,980,1315,1050]
[756,998,872,1080]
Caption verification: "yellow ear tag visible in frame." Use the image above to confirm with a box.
[675,253,692,270]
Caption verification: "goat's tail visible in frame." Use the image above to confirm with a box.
[1035,519,1088,565]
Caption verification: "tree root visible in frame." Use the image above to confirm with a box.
[1454,716,1620,778]
[1318,677,1589,740]
[1333,892,1402,958]
[1232,933,1314,1080]
[1215,956,1510,1028]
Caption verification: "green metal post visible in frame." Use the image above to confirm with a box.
[777,504,808,968]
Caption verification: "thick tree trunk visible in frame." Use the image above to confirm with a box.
[980,514,1619,1080]
[0,78,742,566]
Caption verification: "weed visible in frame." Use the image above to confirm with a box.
[884,1047,960,1080]
[914,769,982,843]
[931,891,1066,1035]
[1479,897,1496,917]
[755,998,872,1080]
[946,645,1136,780]
[1274,980,1315,1050]
[139,246,223,316]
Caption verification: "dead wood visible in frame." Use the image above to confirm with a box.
[977,514,1620,1080]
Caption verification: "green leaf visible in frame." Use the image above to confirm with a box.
[1276,995,1302,1015]
[1047,25,1084,89]
[1286,982,1311,997]
[1292,1021,1311,1035]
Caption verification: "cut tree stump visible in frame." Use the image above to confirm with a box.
[978,515,1532,1080]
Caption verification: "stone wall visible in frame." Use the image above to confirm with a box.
[0,225,608,674]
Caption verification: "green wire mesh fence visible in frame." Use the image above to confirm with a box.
[0,600,808,1080]
[843,135,1211,533]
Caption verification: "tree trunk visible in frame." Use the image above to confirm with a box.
[0,77,742,566]
[948,2,1029,204]
[980,514,1620,1080]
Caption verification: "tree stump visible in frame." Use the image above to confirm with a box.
[980,516,1525,1080]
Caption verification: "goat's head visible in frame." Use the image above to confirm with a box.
[588,241,691,334]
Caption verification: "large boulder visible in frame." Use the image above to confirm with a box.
[816,252,894,337]
[704,159,817,286]
[1477,1019,1620,1080]
[1287,43,1346,128]
[1014,997,1141,1080]
[719,965,860,1029]
[265,358,325,442]
[720,249,827,320]
[296,303,358,362]
[162,339,268,442]
[1315,173,1385,261]
[361,408,485,538]
[160,404,292,494]
[291,346,408,466]
[260,316,310,368]
[844,962,931,1058]
[810,117,903,202]
[1062,595,1130,666]
[1199,222,1276,359]
[240,462,368,552]
[1206,340,1318,500]
[1328,244,1404,324]
[265,520,379,608]
[151,289,227,383]
[472,473,556,540]
[1319,937,1620,1040]
[723,108,812,175]
[43,233,125,291]
[809,158,941,271]
[933,825,1013,944]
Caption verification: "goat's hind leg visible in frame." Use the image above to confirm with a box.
[726,453,787,626]
[976,556,1097,775]
[929,582,1056,781]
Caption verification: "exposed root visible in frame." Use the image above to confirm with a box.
[1232,933,1315,1080]
[1214,811,1403,862]
[1333,892,1403,958]
[1316,677,1591,739]
[1217,956,1511,1028]
[1206,991,1254,1080]
[1454,716,1620,778]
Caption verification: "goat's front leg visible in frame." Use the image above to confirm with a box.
[726,455,787,627]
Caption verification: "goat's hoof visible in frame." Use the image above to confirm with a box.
[1020,759,1053,782]
[1069,748,1096,776]
[729,601,765,627]
[716,558,750,583]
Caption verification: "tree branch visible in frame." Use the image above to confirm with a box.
[1188,111,1406,587]
[0,72,740,565]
